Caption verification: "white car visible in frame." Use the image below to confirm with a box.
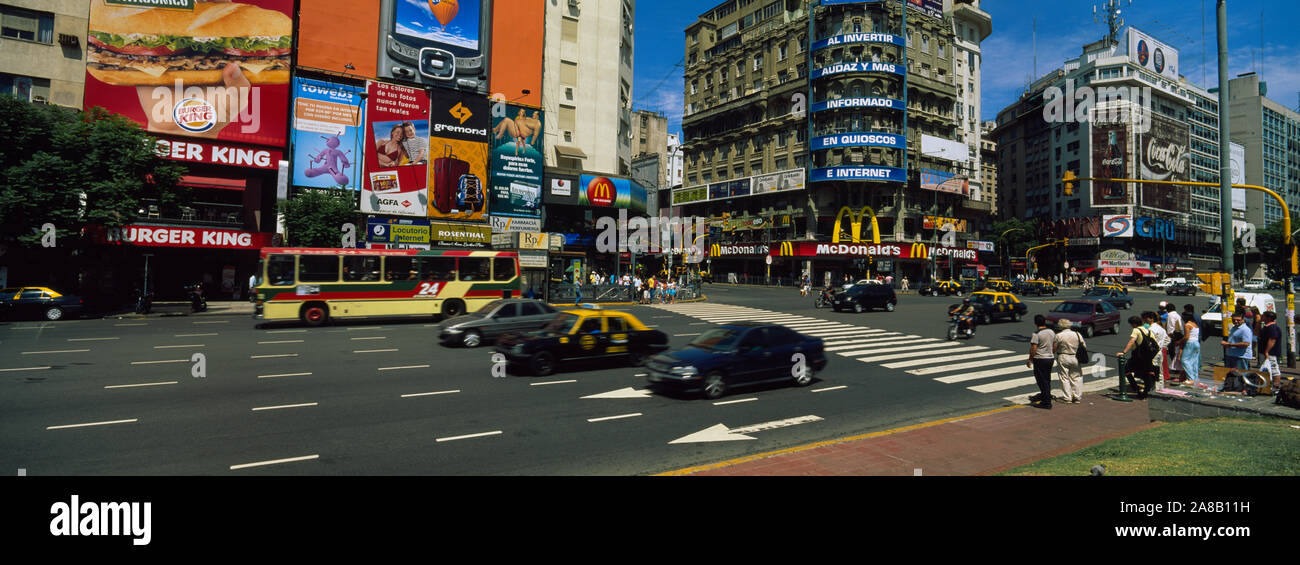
[1150,277,1187,290]
[1201,292,1275,333]
[1243,279,1269,290]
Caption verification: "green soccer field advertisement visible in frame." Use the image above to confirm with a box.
[488,101,544,219]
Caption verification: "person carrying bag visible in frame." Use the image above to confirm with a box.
[1053,319,1086,403]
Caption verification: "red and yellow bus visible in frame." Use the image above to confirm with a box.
[254,248,520,326]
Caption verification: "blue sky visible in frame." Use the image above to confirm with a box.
[633,0,1300,137]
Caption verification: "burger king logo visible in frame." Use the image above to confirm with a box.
[587,177,616,207]
[172,97,216,133]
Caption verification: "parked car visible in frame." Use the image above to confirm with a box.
[0,287,86,321]
[982,279,1014,293]
[1082,288,1133,310]
[1243,278,1269,290]
[918,280,964,297]
[494,307,669,375]
[832,283,898,313]
[645,322,828,399]
[1095,282,1129,293]
[1165,282,1198,296]
[1266,280,1284,290]
[1150,277,1187,290]
[1021,279,1058,296]
[963,291,1029,325]
[1043,299,1121,338]
[437,299,558,347]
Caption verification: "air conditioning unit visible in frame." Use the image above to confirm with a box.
[31,96,49,105]
[564,86,574,101]
[568,0,579,6]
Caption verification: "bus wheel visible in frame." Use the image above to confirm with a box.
[443,300,465,318]
[300,303,329,327]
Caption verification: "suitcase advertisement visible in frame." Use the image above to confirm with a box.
[362,81,430,217]
[427,88,490,221]
[488,101,544,219]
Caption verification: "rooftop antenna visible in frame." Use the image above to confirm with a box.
[1033,18,1037,78]
[1202,0,1206,86]
[1094,0,1132,45]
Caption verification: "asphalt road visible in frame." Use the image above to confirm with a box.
[0,285,1241,475]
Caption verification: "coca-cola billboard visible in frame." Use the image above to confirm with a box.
[1091,123,1130,207]
[1139,113,1191,214]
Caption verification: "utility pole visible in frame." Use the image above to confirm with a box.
[1216,1,1234,323]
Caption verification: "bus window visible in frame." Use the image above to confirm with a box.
[459,258,490,281]
[343,256,382,282]
[299,255,340,282]
[414,257,456,281]
[384,257,415,281]
[493,258,516,281]
[267,255,295,286]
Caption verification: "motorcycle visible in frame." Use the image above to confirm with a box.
[185,283,207,313]
[814,288,835,309]
[947,314,975,341]
[133,290,153,315]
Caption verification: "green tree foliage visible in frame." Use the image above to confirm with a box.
[279,189,364,248]
[989,217,1041,269]
[0,97,188,249]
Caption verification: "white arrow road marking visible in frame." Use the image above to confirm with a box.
[669,415,824,444]
[581,387,654,399]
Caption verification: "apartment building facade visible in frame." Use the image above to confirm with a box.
[1228,72,1300,231]
[0,0,89,108]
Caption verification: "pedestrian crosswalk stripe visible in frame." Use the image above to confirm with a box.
[841,342,965,359]
[794,325,867,334]
[852,344,979,363]
[934,364,1028,384]
[968,375,1051,393]
[802,329,887,339]
[1003,378,1115,404]
[882,349,1011,369]
[822,335,912,350]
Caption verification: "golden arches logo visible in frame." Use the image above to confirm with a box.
[831,206,881,244]
[779,241,795,256]
[910,243,929,259]
[587,177,615,206]
[710,244,721,257]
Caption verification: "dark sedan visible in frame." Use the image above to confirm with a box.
[1082,288,1133,310]
[1043,299,1120,338]
[645,322,828,399]
[832,283,898,313]
[1165,282,1198,296]
[437,299,557,347]
[0,287,86,321]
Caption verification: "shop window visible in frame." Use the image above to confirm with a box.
[298,256,340,283]
[458,258,491,281]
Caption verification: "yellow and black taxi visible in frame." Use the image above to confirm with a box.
[982,279,1015,293]
[1021,279,1059,296]
[495,306,669,376]
[645,322,828,399]
[0,287,86,321]
[959,291,1028,325]
[918,280,965,297]
[1095,282,1128,293]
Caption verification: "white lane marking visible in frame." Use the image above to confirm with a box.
[47,419,137,430]
[129,359,188,365]
[689,322,710,325]
[114,323,146,327]
[401,390,460,398]
[838,342,958,357]
[192,321,229,324]
[267,330,307,334]
[251,354,298,359]
[530,379,577,386]
[154,344,204,349]
[353,349,399,353]
[901,353,1022,373]
[435,430,503,443]
[811,385,848,393]
[257,372,312,379]
[673,333,701,337]
[0,366,52,372]
[258,340,304,344]
[935,365,1029,384]
[9,327,44,330]
[587,413,643,423]
[347,327,388,331]
[633,373,647,377]
[174,333,218,337]
[350,336,387,341]
[21,349,90,355]
[230,454,319,470]
[378,365,429,371]
[68,337,118,341]
[251,402,318,411]
[712,397,757,405]
[104,381,178,389]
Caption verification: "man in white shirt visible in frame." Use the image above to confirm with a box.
[1143,310,1171,382]
[1162,303,1183,379]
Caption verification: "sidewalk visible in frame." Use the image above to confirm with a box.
[108,300,255,318]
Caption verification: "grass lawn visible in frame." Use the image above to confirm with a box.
[1001,418,1300,476]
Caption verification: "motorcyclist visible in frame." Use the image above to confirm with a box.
[818,284,836,304]
[948,298,977,335]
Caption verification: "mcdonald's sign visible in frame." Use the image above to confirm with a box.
[577,174,647,211]
[831,206,881,244]
[710,243,720,257]
[780,241,796,257]
[910,242,929,259]
[586,176,616,207]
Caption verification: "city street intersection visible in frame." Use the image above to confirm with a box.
[0,284,1230,475]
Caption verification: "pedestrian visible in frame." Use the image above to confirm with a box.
[1163,303,1184,380]
[1182,303,1200,329]
[1142,311,1171,382]
[1053,318,1085,403]
[1119,316,1158,398]
[1250,306,1264,367]
[901,276,910,291]
[1220,313,1253,369]
[885,274,894,288]
[1259,311,1282,388]
[247,272,258,303]
[1180,305,1202,386]
[1027,314,1057,409]
[574,278,582,305]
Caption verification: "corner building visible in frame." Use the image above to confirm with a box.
[677,0,989,285]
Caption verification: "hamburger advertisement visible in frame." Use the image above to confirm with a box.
[83,0,293,148]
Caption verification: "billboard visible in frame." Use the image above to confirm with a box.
[1091,122,1131,207]
[378,0,489,91]
[367,217,430,245]
[83,0,293,148]
[907,0,943,19]
[1139,113,1191,213]
[291,77,365,190]
[1126,28,1179,81]
[488,102,544,218]
[430,221,491,248]
[920,169,969,196]
[362,81,429,217]
[427,87,491,221]
[489,0,543,107]
[297,0,379,77]
[544,175,579,205]
[1103,215,1134,238]
[578,175,647,213]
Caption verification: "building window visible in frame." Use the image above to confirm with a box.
[778,43,788,61]
[0,73,51,103]
[1,6,54,44]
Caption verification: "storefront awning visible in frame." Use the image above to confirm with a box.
[1101,268,1131,276]
[180,175,246,191]
[1076,267,1097,274]
[554,145,587,159]
[1134,268,1158,277]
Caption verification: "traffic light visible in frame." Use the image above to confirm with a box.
[1062,171,1077,196]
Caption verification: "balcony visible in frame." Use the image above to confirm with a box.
[140,200,246,227]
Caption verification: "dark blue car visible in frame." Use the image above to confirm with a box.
[645,322,828,399]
